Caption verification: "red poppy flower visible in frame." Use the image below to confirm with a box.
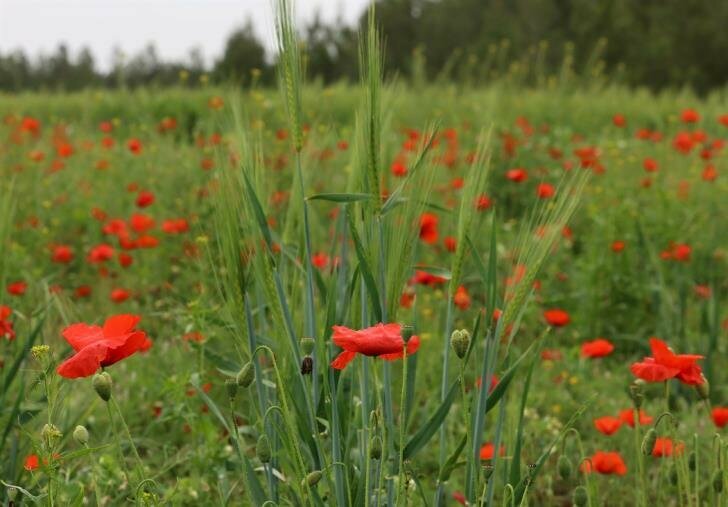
[136,190,155,208]
[390,160,407,177]
[409,270,446,287]
[7,281,27,296]
[476,194,492,211]
[330,323,420,370]
[618,409,653,428]
[479,442,505,460]
[51,245,74,264]
[57,314,152,378]
[162,218,190,234]
[611,240,625,253]
[651,437,684,458]
[702,165,717,181]
[541,348,562,361]
[475,374,499,393]
[419,213,439,245]
[75,285,92,299]
[0,305,15,340]
[643,158,659,173]
[88,244,115,263]
[506,168,528,183]
[454,285,471,310]
[110,288,131,303]
[673,132,695,154]
[443,236,457,252]
[536,183,555,199]
[712,407,728,428]
[452,491,467,505]
[311,252,329,269]
[24,454,39,471]
[400,291,415,309]
[672,243,691,262]
[680,109,700,123]
[118,253,133,268]
[581,451,627,475]
[612,114,626,127]
[581,338,614,358]
[694,285,711,299]
[127,138,143,154]
[630,337,704,385]
[129,213,155,233]
[544,309,570,327]
[593,416,622,436]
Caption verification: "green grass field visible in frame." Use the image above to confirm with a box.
[0,10,727,506]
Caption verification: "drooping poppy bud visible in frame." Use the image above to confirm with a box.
[370,435,383,460]
[642,429,657,456]
[93,372,112,401]
[256,434,271,463]
[302,470,323,488]
[301,356,313,375]
[713,469,724,493]
[225,379,238,400]
[236,362,254,388]
[450,329,470,359]
[558,455,572,479]
[572,486,588,507]
[73,425,89,445]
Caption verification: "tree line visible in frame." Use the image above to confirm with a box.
[1,0,727,93]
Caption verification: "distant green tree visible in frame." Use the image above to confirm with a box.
[213,20,270,85]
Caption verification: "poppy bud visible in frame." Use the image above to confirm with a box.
[713,469,724,493]
[450,329,470,359]
[42,423,62,446]
[93,371,112,401]
[7,487,18,501]
[300,337,315,355]
[641,428,657,456]
[369,435,383,460]
[696,377,709,400]
[236,362,254,388]
[482,464,494,480]
[301,356,313,375]
[557,455,572,479]
[401,325,415,343]
[225,379,238,400]
[629,380,645,408]
[669,465,679,485]
[302,470,323,488]
[688,451,696,471]
[256,434,271,463]
[73,425,89,445]
[572,486,588,507]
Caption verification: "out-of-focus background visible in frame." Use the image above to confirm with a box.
[1,0,727,93]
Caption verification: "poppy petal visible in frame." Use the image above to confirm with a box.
[103,314,141,337]
[62,323,104,351]
[57,341,110,378]
[331,350,357,370]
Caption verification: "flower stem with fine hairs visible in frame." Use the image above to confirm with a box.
[396,345,409,506]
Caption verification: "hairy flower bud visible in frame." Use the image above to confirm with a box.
[688,451,696,471]
[696,377,709,400]
[629,379,645,409]
[572,486,588,507]
[93,371,112,402]
[369,435,383,460]
[302,470,323,488]
[256,434,271,463]
[300,337,315,356]
[713,469,724,493]
[482,464,494,480]
[6,487,18,501]
[641,428,657,456]
[236,362,254,388]
[301,356,313,375]
[225,379,238,400]
[73,425,89,445]
[558,455,573,479]
[450,329,470,359]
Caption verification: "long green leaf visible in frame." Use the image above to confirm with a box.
[403,380,459,460]
[307,193,374,203]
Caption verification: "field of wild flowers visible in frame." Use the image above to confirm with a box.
[1,8,727,507]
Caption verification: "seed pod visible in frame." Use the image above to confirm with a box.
[558,455,573,480]
[300,337,315,356]
[225,379,238,400]
[401,325,415,343]
[696,378,709,400]
[256,434,271,463]
[236,362,254,388]
[73,425,89,445]
[572,486,588,507]
[302,470,323,488]
[688,451,696,471]
[669,465,679,485]
[301,356,313,375]
[369,436,383,460]
[641,428,657,456]
[93,371,112,402]
[713,469,724,493]
[7,486,18,501]
[450,329,470,359]
[482,464,494,480]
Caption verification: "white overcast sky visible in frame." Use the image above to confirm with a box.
[0,0,371,71]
